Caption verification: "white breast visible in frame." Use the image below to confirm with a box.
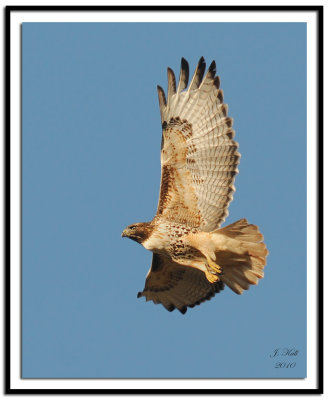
[143,233,167,252]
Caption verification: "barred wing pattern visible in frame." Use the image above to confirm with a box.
[156,57,240,232]
[137,254,224,314]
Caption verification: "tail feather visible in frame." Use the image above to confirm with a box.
[212,218,268,294]
[220,218,264,242]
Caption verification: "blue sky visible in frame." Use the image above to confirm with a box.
[22,22,306,378]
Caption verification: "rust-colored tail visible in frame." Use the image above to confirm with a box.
[213,219,269,294]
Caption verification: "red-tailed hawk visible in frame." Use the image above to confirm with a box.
[122,57,268,314]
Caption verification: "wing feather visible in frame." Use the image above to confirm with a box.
[177,57,189,93]
[137,254,224,314]
[188,56,206,91]
[167,67,176,97]
[155,58,240,231]
[157,85,166,123]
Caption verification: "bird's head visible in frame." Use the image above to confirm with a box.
[121,222,153,244]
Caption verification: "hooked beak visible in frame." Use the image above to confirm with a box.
[121,229,128,238]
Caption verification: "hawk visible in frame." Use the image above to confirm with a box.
[122,57,268,314]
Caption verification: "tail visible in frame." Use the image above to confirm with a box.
[212,218,269,294]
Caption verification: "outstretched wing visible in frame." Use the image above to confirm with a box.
[137,253,224,314]
[156,57,240,232]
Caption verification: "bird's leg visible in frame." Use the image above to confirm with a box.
[205,254,223,276]
[182,232,223,283]
[188,258,220,283]
[204,268,220,283]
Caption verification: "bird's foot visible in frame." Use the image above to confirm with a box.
[204,270,219,283]
[206,255,223,275]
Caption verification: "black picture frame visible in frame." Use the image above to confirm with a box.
[4,5,323,395]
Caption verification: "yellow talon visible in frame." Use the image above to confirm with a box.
[205,270,219,283]
[206,255,222,275]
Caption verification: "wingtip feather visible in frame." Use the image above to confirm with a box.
[179,306,187,314]
[157,85,167,121]
[177,57,189,92]
[208,60,216,77]
[189,56,206,90]
[167,67,176,97]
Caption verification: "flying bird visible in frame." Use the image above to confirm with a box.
[122,57,268,314]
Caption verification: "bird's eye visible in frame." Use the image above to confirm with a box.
[130,225,136,230]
